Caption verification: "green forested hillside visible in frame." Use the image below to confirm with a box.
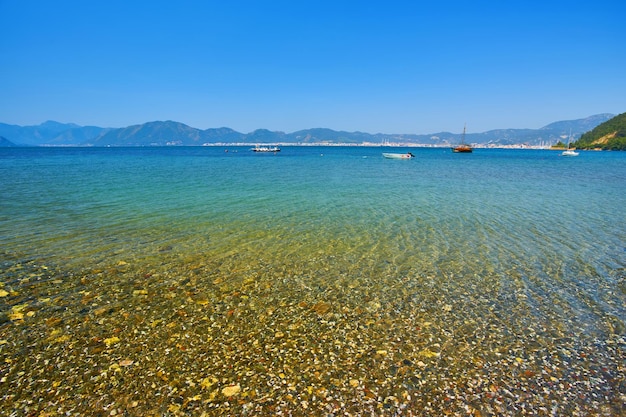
[573,112,626,150]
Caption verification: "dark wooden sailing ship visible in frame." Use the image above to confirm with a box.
[452,124,473,153]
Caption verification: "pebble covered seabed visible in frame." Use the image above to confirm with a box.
[1,233,625,417]
[1,147,625,416]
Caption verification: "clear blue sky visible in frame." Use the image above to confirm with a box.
[1,0,624,134]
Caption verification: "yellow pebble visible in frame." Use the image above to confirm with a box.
[221,384,241,397]
[104,336,120,346]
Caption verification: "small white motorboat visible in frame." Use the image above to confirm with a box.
[251,145,281,152]
[382,152,415,159]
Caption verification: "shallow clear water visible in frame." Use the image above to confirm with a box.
[1,146,625,415]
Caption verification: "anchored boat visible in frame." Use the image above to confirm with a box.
[561,131,579,156]
[382,152,415,159]
[251,145,281,152]
[452,124,473,153]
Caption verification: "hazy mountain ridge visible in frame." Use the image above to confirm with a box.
[0,114,616,147]
[0,121,104,146]
[0,136,16,147]
[92,121,206,146]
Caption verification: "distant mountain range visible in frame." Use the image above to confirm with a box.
[0,114,616,147]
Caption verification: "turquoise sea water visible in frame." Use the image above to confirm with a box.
[1,146,625,415]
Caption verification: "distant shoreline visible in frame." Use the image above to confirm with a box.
[2,143,592,150]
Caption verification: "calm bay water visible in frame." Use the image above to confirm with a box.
[1,146,625,415]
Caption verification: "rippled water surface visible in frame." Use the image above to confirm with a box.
[1,146,625,415]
